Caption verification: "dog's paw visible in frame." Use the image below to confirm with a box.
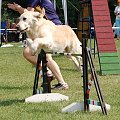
[26,38,33,45]
[26,38,38,55]
[30,44,38,55]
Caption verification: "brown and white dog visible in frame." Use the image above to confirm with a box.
[17,8,83,71]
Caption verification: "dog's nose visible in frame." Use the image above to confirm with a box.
[16,25,20,30]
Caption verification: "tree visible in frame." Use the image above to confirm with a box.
[1,0,28,22]
[1,0,117,26]
[108,0,117,24]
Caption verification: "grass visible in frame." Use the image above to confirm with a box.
[0,41,120,120]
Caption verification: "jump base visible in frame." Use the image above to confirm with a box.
[62,102,110,113]
[25,93,69,103]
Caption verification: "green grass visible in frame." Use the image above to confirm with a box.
[0,41,120,120]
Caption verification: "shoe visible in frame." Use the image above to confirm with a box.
[52,83,69,90]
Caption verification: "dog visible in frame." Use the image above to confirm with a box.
[17,8,83,71]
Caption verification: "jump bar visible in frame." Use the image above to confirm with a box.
[46,51,82,56]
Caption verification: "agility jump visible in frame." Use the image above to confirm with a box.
[29,33,109,115]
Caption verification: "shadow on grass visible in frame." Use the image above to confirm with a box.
[0,99,24,106]
[87,69,101,75]
[60,67,78,72]
[0,85,29,90]
[60,67,101,75]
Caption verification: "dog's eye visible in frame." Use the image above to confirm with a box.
[23,17,27,21]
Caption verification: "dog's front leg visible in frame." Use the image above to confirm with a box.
[27,37,52,54]
[26,38,38,55]
[34,37,53,50]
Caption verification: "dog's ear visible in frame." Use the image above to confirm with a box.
[32,12,40,17]
[32,8,45,18]
[31,12,41,22]
[32,11,44,18]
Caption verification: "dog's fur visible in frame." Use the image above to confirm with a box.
[17,9,83,71]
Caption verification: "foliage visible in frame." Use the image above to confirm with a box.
[1,0,117,27]
[1,0,28,22]
[108,0,117,24]
[2,0,19,22]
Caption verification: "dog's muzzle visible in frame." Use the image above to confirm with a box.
[20,27,28,33]
[16,27,28,33]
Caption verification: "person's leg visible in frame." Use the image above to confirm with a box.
[23,47,53,76]
[23,46,37,65]
[46,54,66,84]
[23,47,68,89]
[46,54,68,89]
[118,19,120,38]
[115,18,120,39]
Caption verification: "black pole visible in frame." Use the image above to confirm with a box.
[87,48,107,115]
[33,53,41,95]
[82,33,89,111]
[41,49,51,93]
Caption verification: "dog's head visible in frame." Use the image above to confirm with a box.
[16,8,45,33]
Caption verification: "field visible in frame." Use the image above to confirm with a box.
[0,41,120,120]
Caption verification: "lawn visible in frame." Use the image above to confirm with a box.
[0,41,120,120]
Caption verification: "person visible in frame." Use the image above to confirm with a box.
[11,23,16,29]
[7,0,68,90]
[5,19,11,29]
[114,0,120,40]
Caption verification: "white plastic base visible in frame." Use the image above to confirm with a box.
[25,93,69,103]
[1,44,13,47]
[62,101,110,113]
